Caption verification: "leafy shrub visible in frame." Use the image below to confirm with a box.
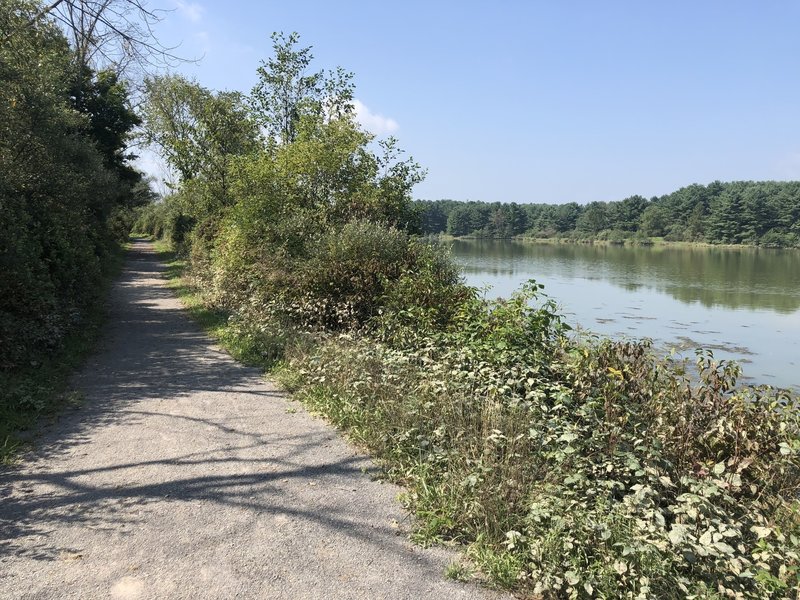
[664,228,686,242]
[286,296,800,598]
[374,242,472,344]
[759,229,798,249]
[597,228,630,244]
[207,217,468,336]
[632,230,654,245]
[288,220,417,328]
[133,201,196,252]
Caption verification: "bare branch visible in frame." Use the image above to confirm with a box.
[1,0,66,42]
[6,0,196,82]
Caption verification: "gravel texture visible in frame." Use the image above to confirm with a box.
[0,240,509,600]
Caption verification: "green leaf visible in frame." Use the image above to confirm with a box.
[699,530,713,547]
[713,541,735,555]
[669,525,687,546]
[751,526,772,539]
[565,571,580,586]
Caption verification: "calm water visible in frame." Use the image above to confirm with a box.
[450,240,800,390]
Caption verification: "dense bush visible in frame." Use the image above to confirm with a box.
[759,229,799,249]
[134,201,195,251]
[204,218,464,354]
[1,1,143,372]
[287,304,800,598]
[1,0,146,447]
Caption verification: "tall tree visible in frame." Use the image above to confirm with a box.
[250,32,354,145]
[71,68,141,178]
[142,75,257,191]
[576,201,608,234]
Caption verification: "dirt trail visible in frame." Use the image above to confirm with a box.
[0,240,508,600]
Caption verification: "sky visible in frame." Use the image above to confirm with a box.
[141,1,800,204]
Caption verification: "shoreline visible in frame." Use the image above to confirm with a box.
[432,233,798,250]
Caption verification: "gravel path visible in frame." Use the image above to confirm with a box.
[0,240,509,600]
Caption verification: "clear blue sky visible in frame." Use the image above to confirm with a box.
[149,1,800,204]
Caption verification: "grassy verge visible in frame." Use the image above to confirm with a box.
[150,240,277,369]
[151,240,230,337]
[282,318,800,598]
[0,243,127,463]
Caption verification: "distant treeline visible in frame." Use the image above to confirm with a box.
[417,181,800,247]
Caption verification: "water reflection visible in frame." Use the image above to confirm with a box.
[451,240,800,313]
[450,240,800,390]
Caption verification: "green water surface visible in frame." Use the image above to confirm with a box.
[450,240,800,390]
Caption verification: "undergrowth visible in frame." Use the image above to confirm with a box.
[286,307,800,598]
[150,239,286,369]
[0,243,126,463]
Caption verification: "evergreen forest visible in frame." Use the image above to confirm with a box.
[418,181,800,247]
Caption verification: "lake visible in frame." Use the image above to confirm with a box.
[449,240,800,391]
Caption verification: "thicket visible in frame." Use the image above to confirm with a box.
[137,33,800,598]
[419,181,800,247]
[1,0,148,445]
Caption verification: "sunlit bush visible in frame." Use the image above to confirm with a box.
[286,295,800,598]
